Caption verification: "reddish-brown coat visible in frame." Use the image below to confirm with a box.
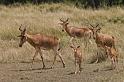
[70,46,83,74]
[18,25,65,69]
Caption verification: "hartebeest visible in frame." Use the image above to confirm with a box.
[70,45,83,74]
[59,18,92,47]
[89,24,117,68]
[89,24,116,49]
[18,24,65,69]
[105,46,118,69]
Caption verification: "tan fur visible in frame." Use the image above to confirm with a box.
[18,25,65,69]
[70,46,83,74]
[59,18,92,47]
[89,24,117,68]
[105,46,118,69]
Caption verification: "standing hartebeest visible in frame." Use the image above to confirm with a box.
[105,46,118,69]
[59,18,92,48]
[18,24,65,69]
[70,45,83,74]
[89,24,118,69]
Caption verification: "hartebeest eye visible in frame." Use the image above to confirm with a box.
[62,29,64,32]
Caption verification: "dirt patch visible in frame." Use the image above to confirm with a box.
[0,59,124,82]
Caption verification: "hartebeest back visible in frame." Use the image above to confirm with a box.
[89,24,117,68]
[89,24,116,50]
[18,24,65,69]
[59,18,92,47]
[70,45,83,74]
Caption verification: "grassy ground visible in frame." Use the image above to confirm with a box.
[0,3,124,82]
[0,3,123,62]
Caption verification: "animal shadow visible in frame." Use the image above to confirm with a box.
[11,67,52,72]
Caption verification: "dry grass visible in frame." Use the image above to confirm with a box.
[0,3,123,63]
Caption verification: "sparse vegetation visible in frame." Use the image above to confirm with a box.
[0,4,123,63]
[0,3,124,82]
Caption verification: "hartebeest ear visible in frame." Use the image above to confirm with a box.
[65,18,69,22]
[96,24,99,28]
[77,46,80,48]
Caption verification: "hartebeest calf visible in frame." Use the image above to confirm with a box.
[70,45,83,74]
[59,18,92,47]
[105,46,118,69]
[89,24,117,68]
[18,24,65,69]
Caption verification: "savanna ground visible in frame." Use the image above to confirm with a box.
[0,3,124,82]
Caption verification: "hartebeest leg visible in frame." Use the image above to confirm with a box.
[56,50,65,68]
[58,53,65,68]
[39,50,46,69]
[69,37,74,46]
[84,37,88,48]
[51,54,57,68]
[31,50,39,68]
[79,61,82,73]
[75,61,78,74]
[111,57,116,69]
[51,49,65,68]
[32,50,39,63]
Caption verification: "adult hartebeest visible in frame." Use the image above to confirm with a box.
[70,45,83,74]
[18,24,65,69]
[59,18,92,47]
[89,24,117,69]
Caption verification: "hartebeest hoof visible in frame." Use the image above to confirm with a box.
[63,64,65,68]
[42,66,46,69]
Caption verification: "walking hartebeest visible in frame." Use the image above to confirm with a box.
[59,18,92,47]
[18,24,65,69]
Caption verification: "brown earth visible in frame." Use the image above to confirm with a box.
[0,59,124,82]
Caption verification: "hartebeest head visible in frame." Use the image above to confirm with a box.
[89,24,101,39]
[70,45,81,53]
[18,24,27,47]
[59,18,69,32]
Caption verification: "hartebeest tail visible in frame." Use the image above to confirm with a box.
[89,24,117,68]
[70,45,83,74]
[59,18,92,47]
[18,24,65,69]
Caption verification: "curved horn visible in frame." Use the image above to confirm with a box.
[98,27,101,30]
[19,24,23,31]
[96,24,99,28]
[23,24,27,32]
[60,18,64,22]
[89,24,95,28]
[65,18,69,22]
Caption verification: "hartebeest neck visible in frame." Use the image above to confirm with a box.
[64,25,73,36]
[25,33,36,47]
[94,32,100,43]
